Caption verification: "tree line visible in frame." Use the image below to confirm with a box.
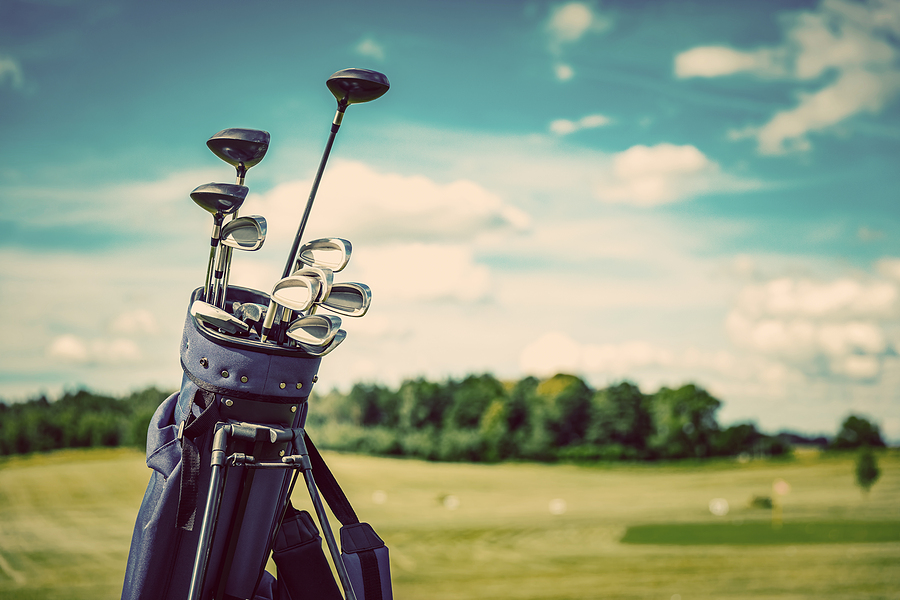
[0,374,886,462]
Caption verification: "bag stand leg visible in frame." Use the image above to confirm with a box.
[187,424,230,600]
[292,432,358,600]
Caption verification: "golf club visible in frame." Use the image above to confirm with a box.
[211,215,267,309]
[278,266,334,343]
[207,128,270,186]
[317,282,372,317]
[190,183,248,302]
[207,129,270,308]
[281,68,389,280]
[291,328,347,357]
[259,275,322,343]
[190,300,250,335]
[286,314,342,346]
[296,237,352,273]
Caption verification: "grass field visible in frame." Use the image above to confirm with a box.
[0,447,897,599]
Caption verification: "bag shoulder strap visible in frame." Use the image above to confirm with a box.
[304,431,359,525]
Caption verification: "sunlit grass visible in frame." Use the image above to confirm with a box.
[0,447,897,599]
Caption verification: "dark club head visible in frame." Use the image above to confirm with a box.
[326,68,390,107]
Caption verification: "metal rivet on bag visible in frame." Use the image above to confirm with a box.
[279,382,286,389]
[221,370,229,378]
[290,406,297,413]
[199,357,208,368]
[224,399,234,407]
[279,450,285,457]
[241,376,248,383]
[296,383,302,389]
[312,376,318,383]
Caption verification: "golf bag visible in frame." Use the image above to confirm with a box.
[122,286,392,600]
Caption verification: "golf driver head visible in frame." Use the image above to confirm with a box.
[190,300,250,335]
[207,128,270,171]
[318,282,372,317]
[271,275,322,313]
[326,68,390,106]
[293,328,347,357]
[286,314,342,346]
[221,215,267,251]
[291,266,334,302]
[190,183,248,216]
[297,237,352,272]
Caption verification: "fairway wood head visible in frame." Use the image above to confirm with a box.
[293,329,347,357]
[190,182,248,215]
[190,300,250,335]
[286,314,342,346]
[221,215,267,251]
[326,68,390,106]
[318,282,372,317]
[207,128,270,171]
[291,265,334,302]
[271,275,321,313]
[297,237,352,272]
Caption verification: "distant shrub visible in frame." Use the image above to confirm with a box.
[750,495,773,509]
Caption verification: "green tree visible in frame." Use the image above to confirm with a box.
[588,381,653,453]
[444,374,505,430]
[832,415,885,450]
[532,374,593,451]
[647,384,721,459]
[855,448,881,494]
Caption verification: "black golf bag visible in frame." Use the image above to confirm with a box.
[121,286,392,600]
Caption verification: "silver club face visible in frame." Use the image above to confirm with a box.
[297,237,352,272]
[190,183,248,215]
[221,215,267,251]
[271,275,322,313]
[286,314,342,346]
[291,266,334,303]
[190,300,249,335]
[294,329,347,357]
[318,282,372,317]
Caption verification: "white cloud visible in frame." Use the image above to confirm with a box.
[253,160,530,245]
[726,273,899,379]
[46,335,142,365]
[593,143,758,206]
[550,113,611,135]
[110,309,158,335]
[675,0,900,154]
[354,243,491,302]
[545,2,613,57]
[0,55,24,89]
[355,37,385,61]
[554,63,575,80]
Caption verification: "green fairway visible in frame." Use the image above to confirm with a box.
[622,521,900,545]
[0,448,898,599]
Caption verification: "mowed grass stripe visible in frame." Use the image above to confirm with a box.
[621,521,900,545]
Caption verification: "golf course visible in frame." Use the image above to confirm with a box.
[0,447,897,599]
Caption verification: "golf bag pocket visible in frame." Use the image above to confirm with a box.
[272,506,343,600]
[341,523,393,600]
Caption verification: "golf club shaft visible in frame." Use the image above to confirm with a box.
[281,107,346,280]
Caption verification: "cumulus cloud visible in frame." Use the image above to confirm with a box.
[545,2,613,77]
[353,242,491,302]
[355,37,385,61]
[726,274,899,380]
[593,143,758,206]
[550,113,611,135]
[47,335,142,365]
[519,332,799,386]
[254,160,530,245]
[110,309,158,335]
[675,0,900,154]
[0,55,24,89]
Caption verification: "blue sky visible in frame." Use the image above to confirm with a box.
[2,0,899,440]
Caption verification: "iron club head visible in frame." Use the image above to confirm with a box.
[317,282,372,317]
[297,237,352,272]
[286,314,342,346]
[190,300,250,335]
